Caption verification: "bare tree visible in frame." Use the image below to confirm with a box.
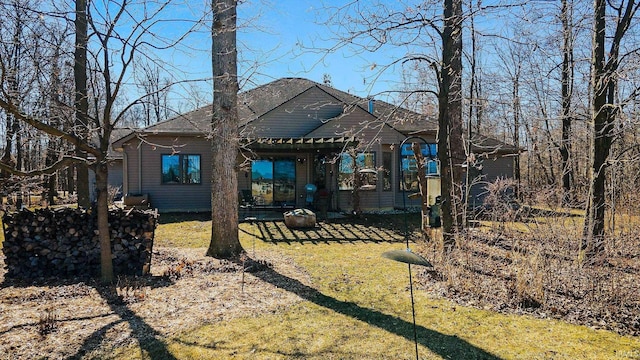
[75,0,90,209]
[583,0,640,256]
[207,0,243,258]
[137,61,171,126]
[318,0,465,246]
[560,0,575,205]
[439,0,465,248]
[0,0,206,282]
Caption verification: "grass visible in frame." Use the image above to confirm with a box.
[1,209,639,359]
[154,212,212,248]
[113,215,640,359]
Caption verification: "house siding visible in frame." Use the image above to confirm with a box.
[88,159,124,201]
[468,156,515,204]
[307,107,407,144]
[243,87,344,138]
[113,78,519,214]
[122,136,213,212]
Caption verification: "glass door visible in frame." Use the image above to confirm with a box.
[251,160,273,205]
[273,159,296,206]
[251,159,296,206]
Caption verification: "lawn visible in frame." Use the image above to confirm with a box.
[1,212,639,359]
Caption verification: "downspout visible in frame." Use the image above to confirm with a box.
[123,151,129,195]
[138,143,142,193]
[378,142,382,210]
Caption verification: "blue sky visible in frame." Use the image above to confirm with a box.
[109,0,428,108]
[165,0,408,101]
[235,0,399,98]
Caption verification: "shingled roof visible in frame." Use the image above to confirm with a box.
[113,78,518,155]
[133,77,437,135]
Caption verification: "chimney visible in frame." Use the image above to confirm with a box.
[368,98,375,114]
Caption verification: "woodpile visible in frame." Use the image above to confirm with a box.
[1,207,158,279]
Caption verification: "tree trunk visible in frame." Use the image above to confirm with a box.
[582,0,638,256]
[439,0,464,249]
[560,0,575,205]
[512,64,521,200]
[75,0,90,208]
[95,160,114,282]
[207,0,243,259]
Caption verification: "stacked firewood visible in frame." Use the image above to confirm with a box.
[1,207,157,279]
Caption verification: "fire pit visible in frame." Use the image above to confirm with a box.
[284,208,316,228]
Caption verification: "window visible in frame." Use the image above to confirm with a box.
[338,152,377,190]
[382,152,392,191]
[251,159,296,206]
[161,154,201,184]
[400,143,438,191]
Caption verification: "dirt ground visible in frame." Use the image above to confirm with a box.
[0,247,310,360]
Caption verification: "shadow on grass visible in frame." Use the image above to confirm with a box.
[250,262,502,360]
[69,282,178,360]
[0,275,177,360]
[246,220,410,244]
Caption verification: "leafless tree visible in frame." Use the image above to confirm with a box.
[207,0,244,258]
[75,0,90,208]
[317,0,466,247]
[560,0,576,205]
[438,0,465,248]
[582,0,640,256]
[0,0,208,282]
[136,61,171,126]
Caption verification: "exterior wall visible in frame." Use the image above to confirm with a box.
[108,160,124,195]
[88,159,124,201]
[244,87,344,138]
[122,136,213,212]
[468,155,515,205]
[120,134,516,213]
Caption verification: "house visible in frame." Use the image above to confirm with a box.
[112,78,519,213]
[88,128,130,202]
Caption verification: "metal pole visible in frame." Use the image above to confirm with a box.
[398,136,429,360]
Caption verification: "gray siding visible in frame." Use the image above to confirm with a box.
[307,107,406,144]
[122,136,212,212]
[243,87,344,138]
[88,159,124,201]
[468,156,515,204]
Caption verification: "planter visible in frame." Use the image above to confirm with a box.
[124,194,149,207]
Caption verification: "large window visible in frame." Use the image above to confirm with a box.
[400,143,438,191]
[338,152,376,191]
[251,159,296,206]
[382,152,392,191]
[161,154,201,184]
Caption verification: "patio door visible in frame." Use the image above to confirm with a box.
[251,159,296,206]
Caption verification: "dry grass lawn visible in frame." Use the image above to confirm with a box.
[0,211,639,359]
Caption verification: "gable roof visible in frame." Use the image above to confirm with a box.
[129,78,436,135]
[112,78,518,155]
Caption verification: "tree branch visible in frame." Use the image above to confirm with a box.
[0,156,90,177]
